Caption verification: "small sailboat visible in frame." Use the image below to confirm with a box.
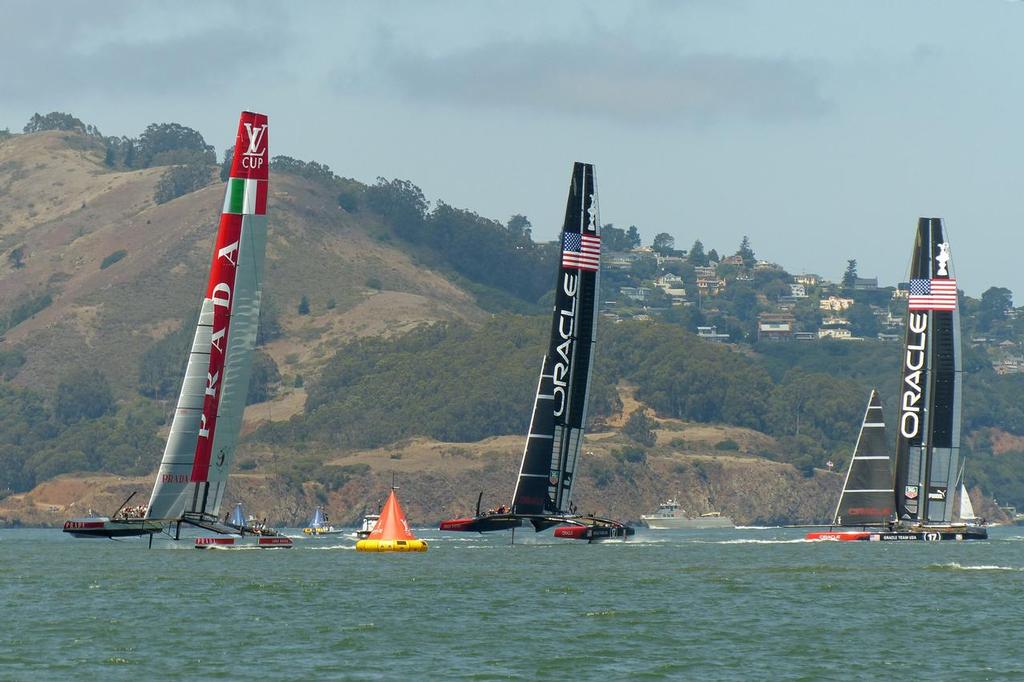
[808,219,986,542]
[806,390,897,541]
[63,111,290,549]
[439,163,634,543]
[356,488,427,552]
[303,506,344,536]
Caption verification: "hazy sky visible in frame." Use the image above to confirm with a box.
[2,1,1022,297]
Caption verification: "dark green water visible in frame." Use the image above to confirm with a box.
[2,526,1023,680]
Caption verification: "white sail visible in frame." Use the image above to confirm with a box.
[959,483,976,521]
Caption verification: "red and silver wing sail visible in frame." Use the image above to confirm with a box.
[511,163,600,517]
[147,112,269,521]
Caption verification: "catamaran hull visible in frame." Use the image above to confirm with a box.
[62,517,162,538]
[439,515,523,533]
[806,527,988,541]
[553,522,636,543]
[194,536,293,549]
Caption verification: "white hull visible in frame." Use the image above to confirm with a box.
[641,515,735,530]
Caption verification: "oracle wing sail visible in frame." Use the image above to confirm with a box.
[833,390,894,526]
[147,112,269,521]
[511,162,600,528]
[893,218,962,524]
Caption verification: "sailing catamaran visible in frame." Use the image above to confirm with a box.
[63,111,290,548]
[808,218,986,541]
[303,506,344,536]
[439,162,634,543]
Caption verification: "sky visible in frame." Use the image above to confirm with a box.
[2,1,1022,297]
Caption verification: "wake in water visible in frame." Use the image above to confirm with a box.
[691,538,813,545]
[930,562,1022,572]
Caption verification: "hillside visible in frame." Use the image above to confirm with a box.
[0,386,849,527]
[0,130,486,397]
[2,124,1023,527]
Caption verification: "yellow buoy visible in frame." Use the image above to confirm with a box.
[355,538,428,552]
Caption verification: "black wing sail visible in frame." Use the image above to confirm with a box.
[834,390,894,526]
[894,218,962,523]
[511,163,600,519]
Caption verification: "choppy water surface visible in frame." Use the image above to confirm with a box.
[3,526,1023,680]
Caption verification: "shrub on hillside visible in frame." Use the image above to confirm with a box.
[100,250,127,269]
[154,163,212,204]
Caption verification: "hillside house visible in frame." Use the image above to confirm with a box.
[818,328,853,340]
[696,277,726,295]
[758,314,796,341]
[820,295,854,312]
[754,259,782,271]
[789,283,807,298]
[853,277,879,290]
[693,265,718,278]
[720,254,745,266]
[655,273,687,304]
[794,274,820,286]
[606,252,640,269]
[697,325,731,343]
[655,254,685,267]
[794,331,816,341]
[893,285,909,299]
[619,286,652,302]
[822,315,850,326]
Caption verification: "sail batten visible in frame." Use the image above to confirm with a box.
[833,390,895,526]
[511,163,600,516]
[147,112,269,521]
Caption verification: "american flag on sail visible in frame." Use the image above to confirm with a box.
[908,278,957,311]
[562,232,600,271]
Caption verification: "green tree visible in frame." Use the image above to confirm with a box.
[707,248,720,263]
[220,145,234,182]
[652,232,676,256]
[625,225,642,249]
[602,224,629,251]
[687,239,709,266]
[55,368,114,425]
[977,287,1013,334]
[23,112,95,134]
[7,245,26,269]
[842,259,858,288]
[247,351,281,404]
[506,214,532,243]
[298,295,310,315]
[137,122,215,167]
[738,235,756,267]
[364,177,428,241]
[847,302,880,338]
[623,408,657,447]
[154,164,213,204]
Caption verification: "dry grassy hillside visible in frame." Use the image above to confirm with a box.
[0,131,485,395]
[0,388,845,527]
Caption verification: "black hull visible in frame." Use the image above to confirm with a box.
[439,514,524,533]
[877,526,988,541]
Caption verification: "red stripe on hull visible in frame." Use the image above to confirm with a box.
[805,531,872,541]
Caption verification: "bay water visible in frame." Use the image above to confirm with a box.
[2,526,1023,680]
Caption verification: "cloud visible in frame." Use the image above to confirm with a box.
[353,37,830,126]
[0,4,292,103]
